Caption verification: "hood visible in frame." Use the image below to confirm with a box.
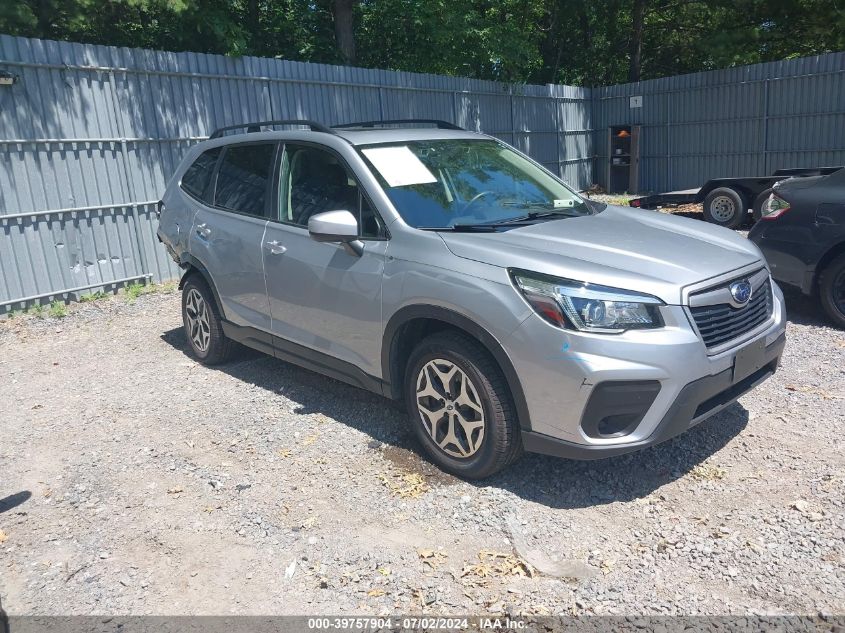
[438,205,764,304]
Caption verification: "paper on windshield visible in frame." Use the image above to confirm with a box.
[361,146,437,187]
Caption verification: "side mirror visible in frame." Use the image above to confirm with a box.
[308,210,363,256]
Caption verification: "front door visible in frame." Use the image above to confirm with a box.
[189,141,276,331]
[262,143,388,377]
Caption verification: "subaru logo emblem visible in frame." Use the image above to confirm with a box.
[730,280,752,306]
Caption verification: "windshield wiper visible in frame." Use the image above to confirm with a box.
[501,200,556,209]
[489,210,580,225]
[418,225,498,232]
[418,210,580,232]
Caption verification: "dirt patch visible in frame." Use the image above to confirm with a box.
[380,444,457,489]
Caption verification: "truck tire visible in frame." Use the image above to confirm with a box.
[752,188,774,222]
[703,187,747,229]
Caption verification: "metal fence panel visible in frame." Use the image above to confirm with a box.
[592,51,845,193]
[2,33,844,310]
[0,34,593,309]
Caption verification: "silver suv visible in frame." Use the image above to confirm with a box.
[157,119,787,479]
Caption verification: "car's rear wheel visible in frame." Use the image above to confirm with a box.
[819,253,845,329]
[404,331,522,479]
[181,275,235,364]
[703,187,746,229]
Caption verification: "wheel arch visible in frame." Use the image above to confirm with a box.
[178,255,224,314]
[382,305,532,432]
[813,240,845,290]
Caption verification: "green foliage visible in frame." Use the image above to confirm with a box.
[79,290,108,303]
[357,0,544,81]
[124,280,174,302]
[1,0,843,84]
[125,281,147,302]
[49,300,68,318]
[532,0,845,85]
[28,303,45,318]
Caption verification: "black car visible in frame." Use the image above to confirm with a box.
[749,167,845,328]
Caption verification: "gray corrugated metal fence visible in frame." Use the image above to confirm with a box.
[0,34,593,309]
[592,52,845,193]
[1,34,844,310]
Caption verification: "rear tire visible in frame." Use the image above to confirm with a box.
[181,275,235,364]
[818,254,845,329]
[403,331,522,479]
[703,187,746,229]
[752,188,773,222]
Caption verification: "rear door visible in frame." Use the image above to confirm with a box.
[262,142,388,377]
[189,141,276,331]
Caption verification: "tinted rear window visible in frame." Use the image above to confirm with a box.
[181,147,221,202]
[214,143,275,217]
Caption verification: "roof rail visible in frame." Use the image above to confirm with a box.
[333,119,464,131]
[209,120,334,139]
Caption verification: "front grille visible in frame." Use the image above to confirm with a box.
[690,276,773,350]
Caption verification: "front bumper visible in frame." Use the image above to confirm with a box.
[506,279,787,459]
[521,332,784,459]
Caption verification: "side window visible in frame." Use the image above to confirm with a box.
[180,147,221,203]
[213,143,275,217]
[358,191,383,239]
[281,145,383,238]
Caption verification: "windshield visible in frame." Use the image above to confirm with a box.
[358,140,592,229]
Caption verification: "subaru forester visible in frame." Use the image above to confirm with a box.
[157,119,787,478]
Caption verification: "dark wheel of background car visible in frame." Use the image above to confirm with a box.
[752,187,774,222]
[181,275,235,364]
[818,253,845,329]
[404,331,523,479]
[703,187,747,229]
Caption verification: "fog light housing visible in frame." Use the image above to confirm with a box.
[580,380,661,439]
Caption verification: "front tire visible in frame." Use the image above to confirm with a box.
[404,331,522,479]
[704,187,746,229]
[181,275,235,364]
[819,254,845,329]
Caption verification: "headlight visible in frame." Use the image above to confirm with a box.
[510,269,664,333]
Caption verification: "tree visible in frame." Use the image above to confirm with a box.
[356,0,543,81]
[1,0,843,85]
[628,0,646,82]
[333,0,357,64]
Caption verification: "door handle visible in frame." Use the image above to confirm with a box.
[265,240,286,255]
[195,223,211,238]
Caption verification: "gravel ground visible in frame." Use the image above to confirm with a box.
[0,284,843,617]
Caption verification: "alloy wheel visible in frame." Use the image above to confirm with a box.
[185,288,211,353]
[415,359,485,458]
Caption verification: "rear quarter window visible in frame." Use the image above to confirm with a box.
[180,147,221,203]
[214,143,276,217]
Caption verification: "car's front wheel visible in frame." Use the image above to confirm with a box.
[181,275,235,364]
[404,331,522,479]
[819,253,845,329]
